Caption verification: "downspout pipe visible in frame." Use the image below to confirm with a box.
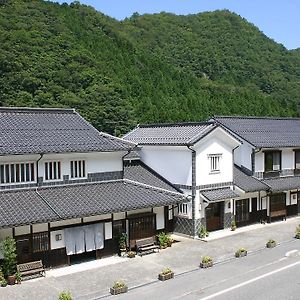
[36,153,44,186]
[187,145,197,237]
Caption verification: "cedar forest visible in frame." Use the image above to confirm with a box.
[1,0,300,135]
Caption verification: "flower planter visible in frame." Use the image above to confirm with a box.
[160,245,167,250]
[235,251,247,258]
[200,261,213,268]
[266,242,276,248]
[110,286,128,295]
[158,272,174,281]
[295,234,300,239]
[231,226,237,231]
[7,275,16,285]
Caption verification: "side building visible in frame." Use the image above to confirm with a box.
[0,107,186,267]
[214,116,300,224]
[123,122,242,237]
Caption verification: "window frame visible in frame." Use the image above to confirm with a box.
[0,161,35,185]
[208,154,222,174]
[70,159,86,179]
[178,203,189,216]
[264,150,281,173]
[44,161,62,181]
[295,150,300,169]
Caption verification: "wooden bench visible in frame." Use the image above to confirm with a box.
[136,237,159,256]
[270,209,287,221]
[17,260,45,279]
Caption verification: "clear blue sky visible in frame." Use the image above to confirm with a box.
[51,0,299,49]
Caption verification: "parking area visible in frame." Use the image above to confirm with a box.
[0,217,299,300]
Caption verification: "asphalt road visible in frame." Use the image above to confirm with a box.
[111,240,300,300]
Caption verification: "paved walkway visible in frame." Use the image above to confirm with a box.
[1,217,299,300]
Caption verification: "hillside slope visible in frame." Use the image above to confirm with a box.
[0,1,299,135]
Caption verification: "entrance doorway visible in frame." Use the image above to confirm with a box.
[205,202,224,231]
[16,235,32,264]
[128,213,156,249]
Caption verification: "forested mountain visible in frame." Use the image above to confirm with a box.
[0,0,299,135]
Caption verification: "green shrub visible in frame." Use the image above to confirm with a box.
[1,279,7,287]
[157,232,170,247]
[1,237,17,277]
[160,268,172,275]
[198,225,209,238]
[58,291,73,300]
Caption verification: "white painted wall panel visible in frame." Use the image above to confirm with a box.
[32,223,48,233]
[83,214,111,223]
[105,222,112,240]
[50,219,81,228]
[113,212,126,220]
[195,137,233,185]
[140,146,192,185]
[0,228,13,241]
[50,230,65,250]
[15,225,30,236]
[153,207,165,230]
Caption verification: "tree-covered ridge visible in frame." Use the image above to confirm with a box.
[0,1,299,135]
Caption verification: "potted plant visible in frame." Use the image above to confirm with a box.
[15,271,22,284]
[118,233,127,257]
[198,225,209,238]
[200,256,213,268]
[295,225,300,239]
[127,251,136,258]
[235,248,247,258]
[58,291,73,300]
[157,232,168,249]
[158,268,174,281]
[110,281,128,295]
[2,237,17,285]
[231,220,237,231]
[266,239,277,248]
[1,279,7,287]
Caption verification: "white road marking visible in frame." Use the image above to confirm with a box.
[199,260,300,300]
[285,250,300,257]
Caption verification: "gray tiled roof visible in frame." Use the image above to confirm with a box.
[234,165,269,192]
[262,176,300,192]
[0,107,134,155]
[0,189,59,228]
[0,180,186,228]
[123,150,141,160]
[123,122,217,145]
[124,160,181,193]
[201,187,239,202]
[213,116,300,148]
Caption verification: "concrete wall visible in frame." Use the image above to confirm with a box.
[234,141,253,170]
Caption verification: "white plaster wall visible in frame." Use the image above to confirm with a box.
[255,152,264,173]
[32,223,48,233]
[195,137,234,185]
[15,225,30,236]
[281,149,294,170]
[0,151,124,185]
[105,222,112,240]
[40,152,123,181]
[153,207,165,230]
[50,230,65,250]
[140,146,192,185]
[0,228,13,241]
[234,142,253,170]
[113,212,126,220]
[83,214,111,223]
[50,219,81,228]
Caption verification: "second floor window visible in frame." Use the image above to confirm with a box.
[45,161,61,181]
[209,154,221,173]
[265,151,281,172]
[295,151,300,169]
[0,162,35,184]
[70,160,86,179]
